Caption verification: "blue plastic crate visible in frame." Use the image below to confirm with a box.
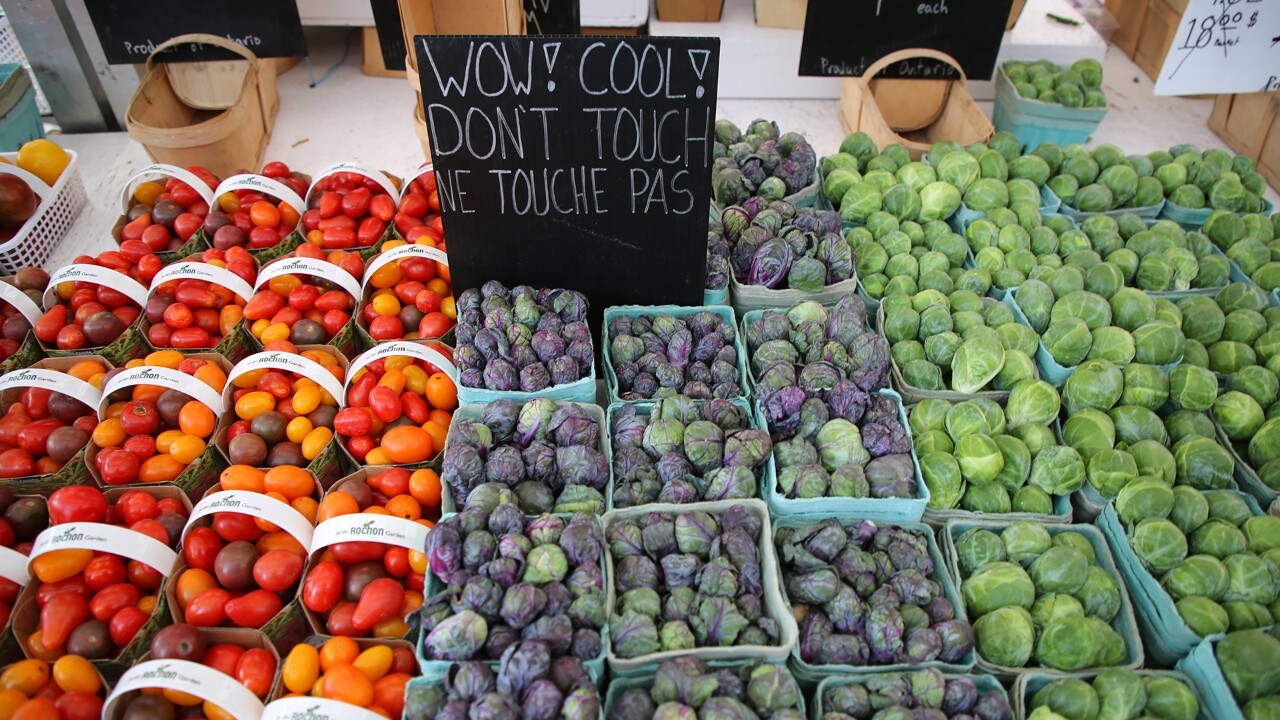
[0,64,42,153]
[991,63,1108,150]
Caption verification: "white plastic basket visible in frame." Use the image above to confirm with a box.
[0,15,49,115]
[0,149,85,273]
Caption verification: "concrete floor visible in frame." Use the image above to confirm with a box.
[42,29,1272,270]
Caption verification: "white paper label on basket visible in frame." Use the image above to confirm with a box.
[345,341,457,396]
[256,257,361,300]
[105,660,264,720]
[360,243,449,289]
[44,264,150,309]
[404,163,434,189]
[30,522,178,575]
[123,164,216,211]
[228,351,346,406]
[0,280,43,325]
[310,514,429,553]
[216,174,306,216]
[1154,0,1280,96]
[311,162,399,203]
[148,261,254,302]
[262,696,384,720]
[0,545,29,586]
[0,367,101,408]
[99,365,225,418]
[186,490,314,548]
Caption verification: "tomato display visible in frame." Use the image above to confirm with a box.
[0,655,106,720]
[116,166,219,254]
[0,267,48,364]
[20,486,188,662]
[303,169,398,251]
[0,359,105,480]
[359,240,456,342]
[221,349,345,470]
[209,162,310,251]
[334,347,456,466]
[35,249,160,352]
[143,247,257,350]
[113,624,277,720]
[391,168,443,246]
[0,488,48,634]
[279,637,415,718]
[170,465,315,629]
[300,468,436,637]
[243,245,364,348]
[89,351,227,486]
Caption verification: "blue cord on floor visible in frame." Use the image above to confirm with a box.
[306,28,359,88]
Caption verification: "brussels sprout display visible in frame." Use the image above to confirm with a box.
[949,522,1137,671]
[608,657,805,720]
[403,648,601,720]
[1012,278,1187,378]
[455,282,592,392]
[1026,670,1201,720]
[776,519,974,669]
[745,296,920,502]
[713,119,818,206]
[606,310,745,401]
[1201,212,1280,292]
[1006,60,1107,109]
[441,399,609,514]
[911,388,1076,517]
[1111,484,1278,640]
[610,398,771,507]
[606,504,783,659]
[421,511,605,662]
[716,199,854,292]
[846,214,969,302]
[817,670,1013,720]
[882,289,1039,395]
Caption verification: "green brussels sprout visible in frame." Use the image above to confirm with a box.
[1036,614,1098,670]
[1120,363,1169,410]
[961,482,1012,513]
[1094,669,1148,720]
[1030,445,1087,496]
[1170,485,1211,535]
[1004,379,1060,429]
[1177,595,1230,636]
[957,527,1008,575]
[974,605,1035,667]
[1086,448,1139,498]
[1129,439,1176,485]
[1215,390,1267,441]
[1169,364,1219,412]
[1110,405,1170,446]
[1164,554,1230,600]
[1223,553,1279,605]
[1075,184,1115,212]
[1010,423,1058,459]
[1063,359,1124,415]
[1190,518,1248,559]
[1030,545,1089,594]
[1032,678,1099,720]
[1044,319,1093,367]
[956,434,1005,485]
[1116,477,1175,526]
[1003,521,1053,564]
[1063,409,1117,461]
[964,560,1036,617]
[1132,321,1185,365]
[1014,485,1055,515]
[1032,592,1086,628]
[1076,566,1123,622]
[840,182,883,224]
[1244,515,1280,554]
[1132,518,1189,572]
[1143,675,1201,720]
[919,181,962,222]
[950,337,1006,393]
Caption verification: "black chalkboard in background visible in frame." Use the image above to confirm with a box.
[797,0,1013,80]
[525,0,582,35]
[85,0,307,64]
[415,35,720,311]
[370,0,407,72]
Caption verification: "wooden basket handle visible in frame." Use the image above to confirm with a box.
[863,48,967,84]
[145,33,261,72]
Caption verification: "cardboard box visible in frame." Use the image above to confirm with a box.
[361,26,402,78]
[398,0,524,57]
[1209,92,1280,190]
[754,0,807,29]
[656,0,724,22]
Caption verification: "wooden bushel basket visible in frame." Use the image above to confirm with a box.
[126,34,278,179]
[839,49,993,160]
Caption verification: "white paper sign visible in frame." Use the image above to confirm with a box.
[1155,0,1280,95]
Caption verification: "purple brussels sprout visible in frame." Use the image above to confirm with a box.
[612,410,647,449]
[721,504,762,539]
[863,420,912,457]
[424,610,488,660]
[519,363,551,392]
[657,480,699,504]
[692,331,727,363]
[866,454,918,499]
[974,690,1014,720]
[480,557,521,589]
[509,342,537,371]
[687,361,712,386]
[551,290,588,323]
[925,596,955,624]
[520,442,557,484]
[710,360,738,386]
[617,555,659,592]
[549,405,599,448]
[499,583,547,629]
[549,355,581,386]
[496,639,550,699]
[481,401,517,446]
[684,381,712,400]
[763,386,806,436]
[799,611,833,663]
[943,678,979,715]
[473,327,509,362]
[612,335,644,365]
[426,521,463,583]
[459,368,483,389]
[608,523,644,559]
[613,447,654,483]
[521,679,564,720]
[667,328,693,368]
[724,428,772,467]
[570,628,601,661]
[443,443,484,491]
[848,333,891,392]
[483,358,520,391]
[536,312,562,336]
[904,628,943,664]
[867,604,905,664]
[567,340,592,371]
[610,611,661,659]
[935,620,975,663]
[521,614,574,656]
[748,238,794,289]
[484,446,525,486]
[559,515,603,566]
[818,635,869,665]
[608,315,633,338]
[554,446,608,489]
[531,330,567,365]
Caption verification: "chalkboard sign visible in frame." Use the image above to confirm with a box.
[1155,0,1280,95]
[86,0,307,64]
[798,0,1013,80]
[525,0,582,35]
[370,0,407,73]
[415,36,720,309]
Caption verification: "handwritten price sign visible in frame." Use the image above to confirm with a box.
[1155,0,1280,95]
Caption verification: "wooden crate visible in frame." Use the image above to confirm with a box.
[1209,92,1280,190]
[1132,0,1181,81]
[1107,0,1144,57]
[656,0,724,22]
[754,0,807,29]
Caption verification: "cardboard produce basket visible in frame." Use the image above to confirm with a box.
[126,34,279,180]
[839,49,993,161]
